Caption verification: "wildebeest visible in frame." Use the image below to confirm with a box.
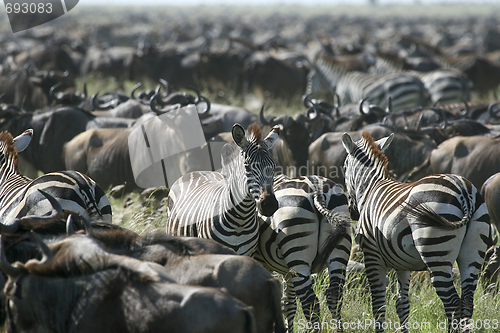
[0,106,136,174]
[481,172,500,231]
[408,135,500,189]
[81,226,286,333]
[0,234,257,333]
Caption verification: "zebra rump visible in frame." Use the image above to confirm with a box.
[0,129,112,225]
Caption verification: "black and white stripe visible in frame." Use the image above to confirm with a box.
[419,69,473,105]
[0,129,112,224]
[307,55,431,112]
[341,131,491,333]
[166,123,280,256]
[253,174,352,332]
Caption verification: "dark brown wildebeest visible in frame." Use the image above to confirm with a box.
[0,234,257,333]
[82,226,286,333]
[481,172,500,232]
[408,135,500,189]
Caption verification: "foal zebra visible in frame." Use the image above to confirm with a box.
[341,131,491,333]
[252,174,352,332]
[166,123,280,256]
[0,129,112,226]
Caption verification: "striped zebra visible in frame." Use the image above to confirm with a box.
[419,69,473,105]
[0,129,112,227]
[369,53,473,106]
[166,123,280,256]
[307,54,431,112]
[252,174,352,332]
[341,131,491,333]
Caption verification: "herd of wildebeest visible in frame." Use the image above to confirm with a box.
[0,7,499,333]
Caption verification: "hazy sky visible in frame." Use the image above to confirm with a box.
[80,0,499,5]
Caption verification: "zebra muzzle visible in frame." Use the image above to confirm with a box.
[257,191,278,217]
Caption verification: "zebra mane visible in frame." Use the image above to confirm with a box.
[0,131,18,165]
[246,123,262,143]
[361,131,390,177]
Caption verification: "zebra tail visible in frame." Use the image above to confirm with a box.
[401,198,471,230]
[311,190,351,272]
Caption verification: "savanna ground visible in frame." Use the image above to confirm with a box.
[8,3,500,331]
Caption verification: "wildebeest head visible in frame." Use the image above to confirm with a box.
[260,107,310,177]
[231,123,279,217]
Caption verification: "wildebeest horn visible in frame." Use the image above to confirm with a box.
[66,215,76,236]
[92,93,118,110]
[81,216,93,236]
[0,218,20,234]
[386,96,392,113]
[49,83,64,102]
[488,103,500,119]
[196,95,211,115]
[0,235,24,278]
[30,231,53,264]
[130,82,142,99]
[38,189,63,215]
[259,104,274,125]
[334,92,341,107]
[302,94,313,108]
[159,79,170,95]
[460,98,470,117]
[359,98,369,115]
[150,93,166,115]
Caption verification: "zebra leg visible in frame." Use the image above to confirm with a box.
[290,272,320,332]
[395,271,411,333]
[283,277,297,332]
[456,218,490,332]
[363,255,388,333]
[428,266,461,333]
[326,234,351,332]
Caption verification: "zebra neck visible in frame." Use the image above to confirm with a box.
[223,170,254,216]
[352,165,389,210]
[221,149,252,211]
[0,168,30,206]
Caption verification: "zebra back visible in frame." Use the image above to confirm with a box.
[0,130,112,224]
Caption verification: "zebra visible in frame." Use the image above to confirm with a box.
[341,130,492,333]
[252,174,352,332]
[0,129,112,229]
[306,54,431,112]
[368,54,472,106]
[166,123,280,256]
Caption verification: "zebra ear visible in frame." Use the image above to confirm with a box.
[341,133,356,155]
[13,129,33,152]
[263,125,281,149]
[376,133,394,153]
[232,124,248,149]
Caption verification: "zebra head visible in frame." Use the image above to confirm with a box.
[232,123,280,217]
[341,131,394,220]
[0,129,33,172]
